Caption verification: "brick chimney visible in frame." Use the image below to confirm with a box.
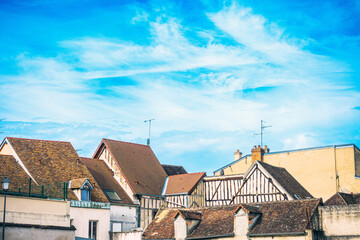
[234,149,242,161]
[251,145,264,163]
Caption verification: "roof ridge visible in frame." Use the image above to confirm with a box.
[248,198,320,205]
[171,172,206,176]
[103,138,149,147]
[162,164,184,167]
[6,136,71,144]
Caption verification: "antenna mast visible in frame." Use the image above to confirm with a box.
[144,119,155,145]
[254,120,272,148]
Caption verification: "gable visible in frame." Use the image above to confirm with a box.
[94,138,168,195]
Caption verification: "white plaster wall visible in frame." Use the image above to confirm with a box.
[320,204,360,236]
[70,206,110,240]
[112,231,142,240]
[110,205,137,231]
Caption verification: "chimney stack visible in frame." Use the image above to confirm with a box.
[251,145,264,163]
[264,145,270,153]
[234,149,242,161]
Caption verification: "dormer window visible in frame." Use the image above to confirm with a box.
[69,178,94,202]
[81,183,91,201]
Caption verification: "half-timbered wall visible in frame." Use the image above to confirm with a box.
[204,175,244,206]
[230,165,286,204]
[138,195,165,230]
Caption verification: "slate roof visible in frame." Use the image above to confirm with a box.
[164,172,206,195]
[5,137,107,202]
[324,192,360,205]
[93,138,167,195]
[80,157,134,205]
[258,161,313,199]
[162,164,187,176]
[142,199,321,239]
[0,154,31,192]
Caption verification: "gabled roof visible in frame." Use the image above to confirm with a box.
[175,210,202,220]
[93,138,167,195]
[324,192,360,206]
[79,157,134,205]
[257,161,313,199]
[164,172,206,195]
[69,178,90,189]
[142,199,321,239]
[162,164,187,176]
[4,137,107,202]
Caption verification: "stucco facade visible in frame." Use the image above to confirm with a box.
[215,145,360,200]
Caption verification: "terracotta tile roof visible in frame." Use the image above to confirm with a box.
[94,139,168,195]
[162,164,187,176]
[79,157,134,205]
[258,161,313,199]
[6,137,108,202]
[0,155,31,192]
[324,192,360,205]
[143,199,321,239]
[247,199,321,235]
[164,172,206,195]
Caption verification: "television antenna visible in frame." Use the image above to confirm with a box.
[144,119,155,145]
[254,120,271,148]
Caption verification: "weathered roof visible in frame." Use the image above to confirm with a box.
[93,138,168,195]
[324,192,360,205]
[176,210,202,220]
[0,154,31,192]
[69,178,88,189]
[80,157,134,205]
[247,199,321,236]
[258,161,313,199]
[162,164,187,176]
[143,205,237,240]
[5,137,107,202]
[143,199,321,239]
[164,172,206,195]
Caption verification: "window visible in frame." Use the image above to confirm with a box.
[89,220,97,240]
[104,190,121,201]
[81,183,91,201]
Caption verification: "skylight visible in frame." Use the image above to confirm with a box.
[104,190,121,201]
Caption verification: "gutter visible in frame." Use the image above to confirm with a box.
[187,233,234,239]
[248,232,306,237]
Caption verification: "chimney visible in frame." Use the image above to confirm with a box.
[234,149,242,161]
[264,145,270,153]
[251,145,264,163]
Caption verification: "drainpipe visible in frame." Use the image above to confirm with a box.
[334,146,339,192]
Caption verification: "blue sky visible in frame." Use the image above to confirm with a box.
[1,0,360,174]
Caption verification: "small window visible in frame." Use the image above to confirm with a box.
[81,183,91,201]
[104,190,121,201]
[89,220,97,240]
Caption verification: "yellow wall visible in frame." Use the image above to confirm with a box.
[215,146,360,200]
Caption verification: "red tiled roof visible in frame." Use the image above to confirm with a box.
[164,172,206,195]
[94,139,168,195]
[5,137,108,202]
[80,157,134,205]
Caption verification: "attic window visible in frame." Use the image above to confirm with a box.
[104,190,121,201]
[81,183,91,201]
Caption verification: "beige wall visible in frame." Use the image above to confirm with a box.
[0,195,70,227]
[112,230,142,240]
[216,146,360,200]
[320,204,360,237]
[0,141,13,155]
[70,205,110,240]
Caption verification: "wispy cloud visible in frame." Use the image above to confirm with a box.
[0,2,359,173]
